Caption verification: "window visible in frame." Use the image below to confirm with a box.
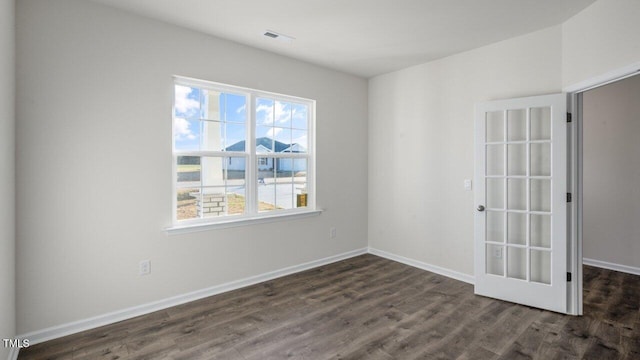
[172,77,315,226]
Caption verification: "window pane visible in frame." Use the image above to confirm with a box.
[486,211,504,243]
[531,107,551,140]
[258,157,277,212]
[176,188,199,221]
[274,101,292,128]
[507,109,526,141]
[507,212,526,245]
[276,159,294,180]
[201,89,223,121]
[202,157,225,187]
[294,159,308,208]
[225,123,246,151]
[274,127,292,151]
[292,158,307,178]
[225,186,246,215]
[174,85,201,120]
[201,120,224,151]
[225,157,246,185]
[531,214,551,248]
[200,187,228,217]
[291,130,308,153]
[174,118,200,151]
[273,156,294,209]
[531,143,551,176]
[486,111,504,143]
[486,244,504,276]
[292,103,308,129]
[295,183,308,208]
[486,178,504,209]
[507,179,526,210]
[222,93,246,123]
[177,156,201,186]
[275,184,294,209]
[256,98,274,125]
[531,249,551,284]
[507,247,526,280]
[531,179,551,212]
[486,145,504,176]
[507,144,526,176]
[200,157,246,187]
[256,127,274,154]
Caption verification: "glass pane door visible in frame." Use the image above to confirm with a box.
[474,93,567,314]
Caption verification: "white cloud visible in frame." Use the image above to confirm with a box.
[266,127,283,137]
[274,101,291,124]
[236,104,246,114]
[256,103,274,124]
[257,101,292,125]
[174,117,196,141]
[174,85,199,115]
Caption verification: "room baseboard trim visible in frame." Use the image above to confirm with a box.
[18,247,368,346]
[367,247,475,284]
[583,258,640,276]
[7,347,19,360]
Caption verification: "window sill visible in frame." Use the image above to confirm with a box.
[165,209,323,235]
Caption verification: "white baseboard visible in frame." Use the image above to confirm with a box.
[18,247,368,346]
[368,247,475,284]
[18,246,476,347]
[583,258,640,276]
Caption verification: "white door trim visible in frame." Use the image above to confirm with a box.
[565,61,640,316]
[563,61,640,93]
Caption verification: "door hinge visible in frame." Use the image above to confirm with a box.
[567,113,572,123]
[567,272,572,282]
[567,193,572,202]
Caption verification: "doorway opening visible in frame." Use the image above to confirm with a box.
[568,67,640,315]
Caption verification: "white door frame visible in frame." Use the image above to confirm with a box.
[564,61,640,316]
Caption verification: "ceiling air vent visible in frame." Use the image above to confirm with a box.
[263,30,295,42]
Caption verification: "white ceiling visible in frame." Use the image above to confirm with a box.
[88,0,597,78]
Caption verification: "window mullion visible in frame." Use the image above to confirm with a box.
[246,93,257,215]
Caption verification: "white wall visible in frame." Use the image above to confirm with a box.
[0,0,15,357]
[368,26,562,276]
[582,74,640,269]
[562,0,640,88]
[16,0,368,334]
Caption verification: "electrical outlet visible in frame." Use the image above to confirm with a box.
[139,260,151,275]
[330,227,337,239]
[493,247,503,259]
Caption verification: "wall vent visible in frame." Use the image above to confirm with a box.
[263,30,295,42]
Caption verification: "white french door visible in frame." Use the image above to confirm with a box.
[474,93,568,313]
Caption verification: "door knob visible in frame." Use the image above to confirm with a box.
[477,205,485,212]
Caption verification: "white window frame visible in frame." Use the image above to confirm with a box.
[168,76,318,234]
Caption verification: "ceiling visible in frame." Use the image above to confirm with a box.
[88,0,597,78]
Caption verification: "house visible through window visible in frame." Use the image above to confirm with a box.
[173,77,315,225]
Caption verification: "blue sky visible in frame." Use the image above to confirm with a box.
[174,85,308,152]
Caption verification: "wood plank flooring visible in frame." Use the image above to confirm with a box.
[19,254,640,359]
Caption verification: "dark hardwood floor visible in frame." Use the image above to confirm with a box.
[19,254,640,359]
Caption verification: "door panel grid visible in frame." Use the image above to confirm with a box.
[484,107,552,284]
[475,93,567,314]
